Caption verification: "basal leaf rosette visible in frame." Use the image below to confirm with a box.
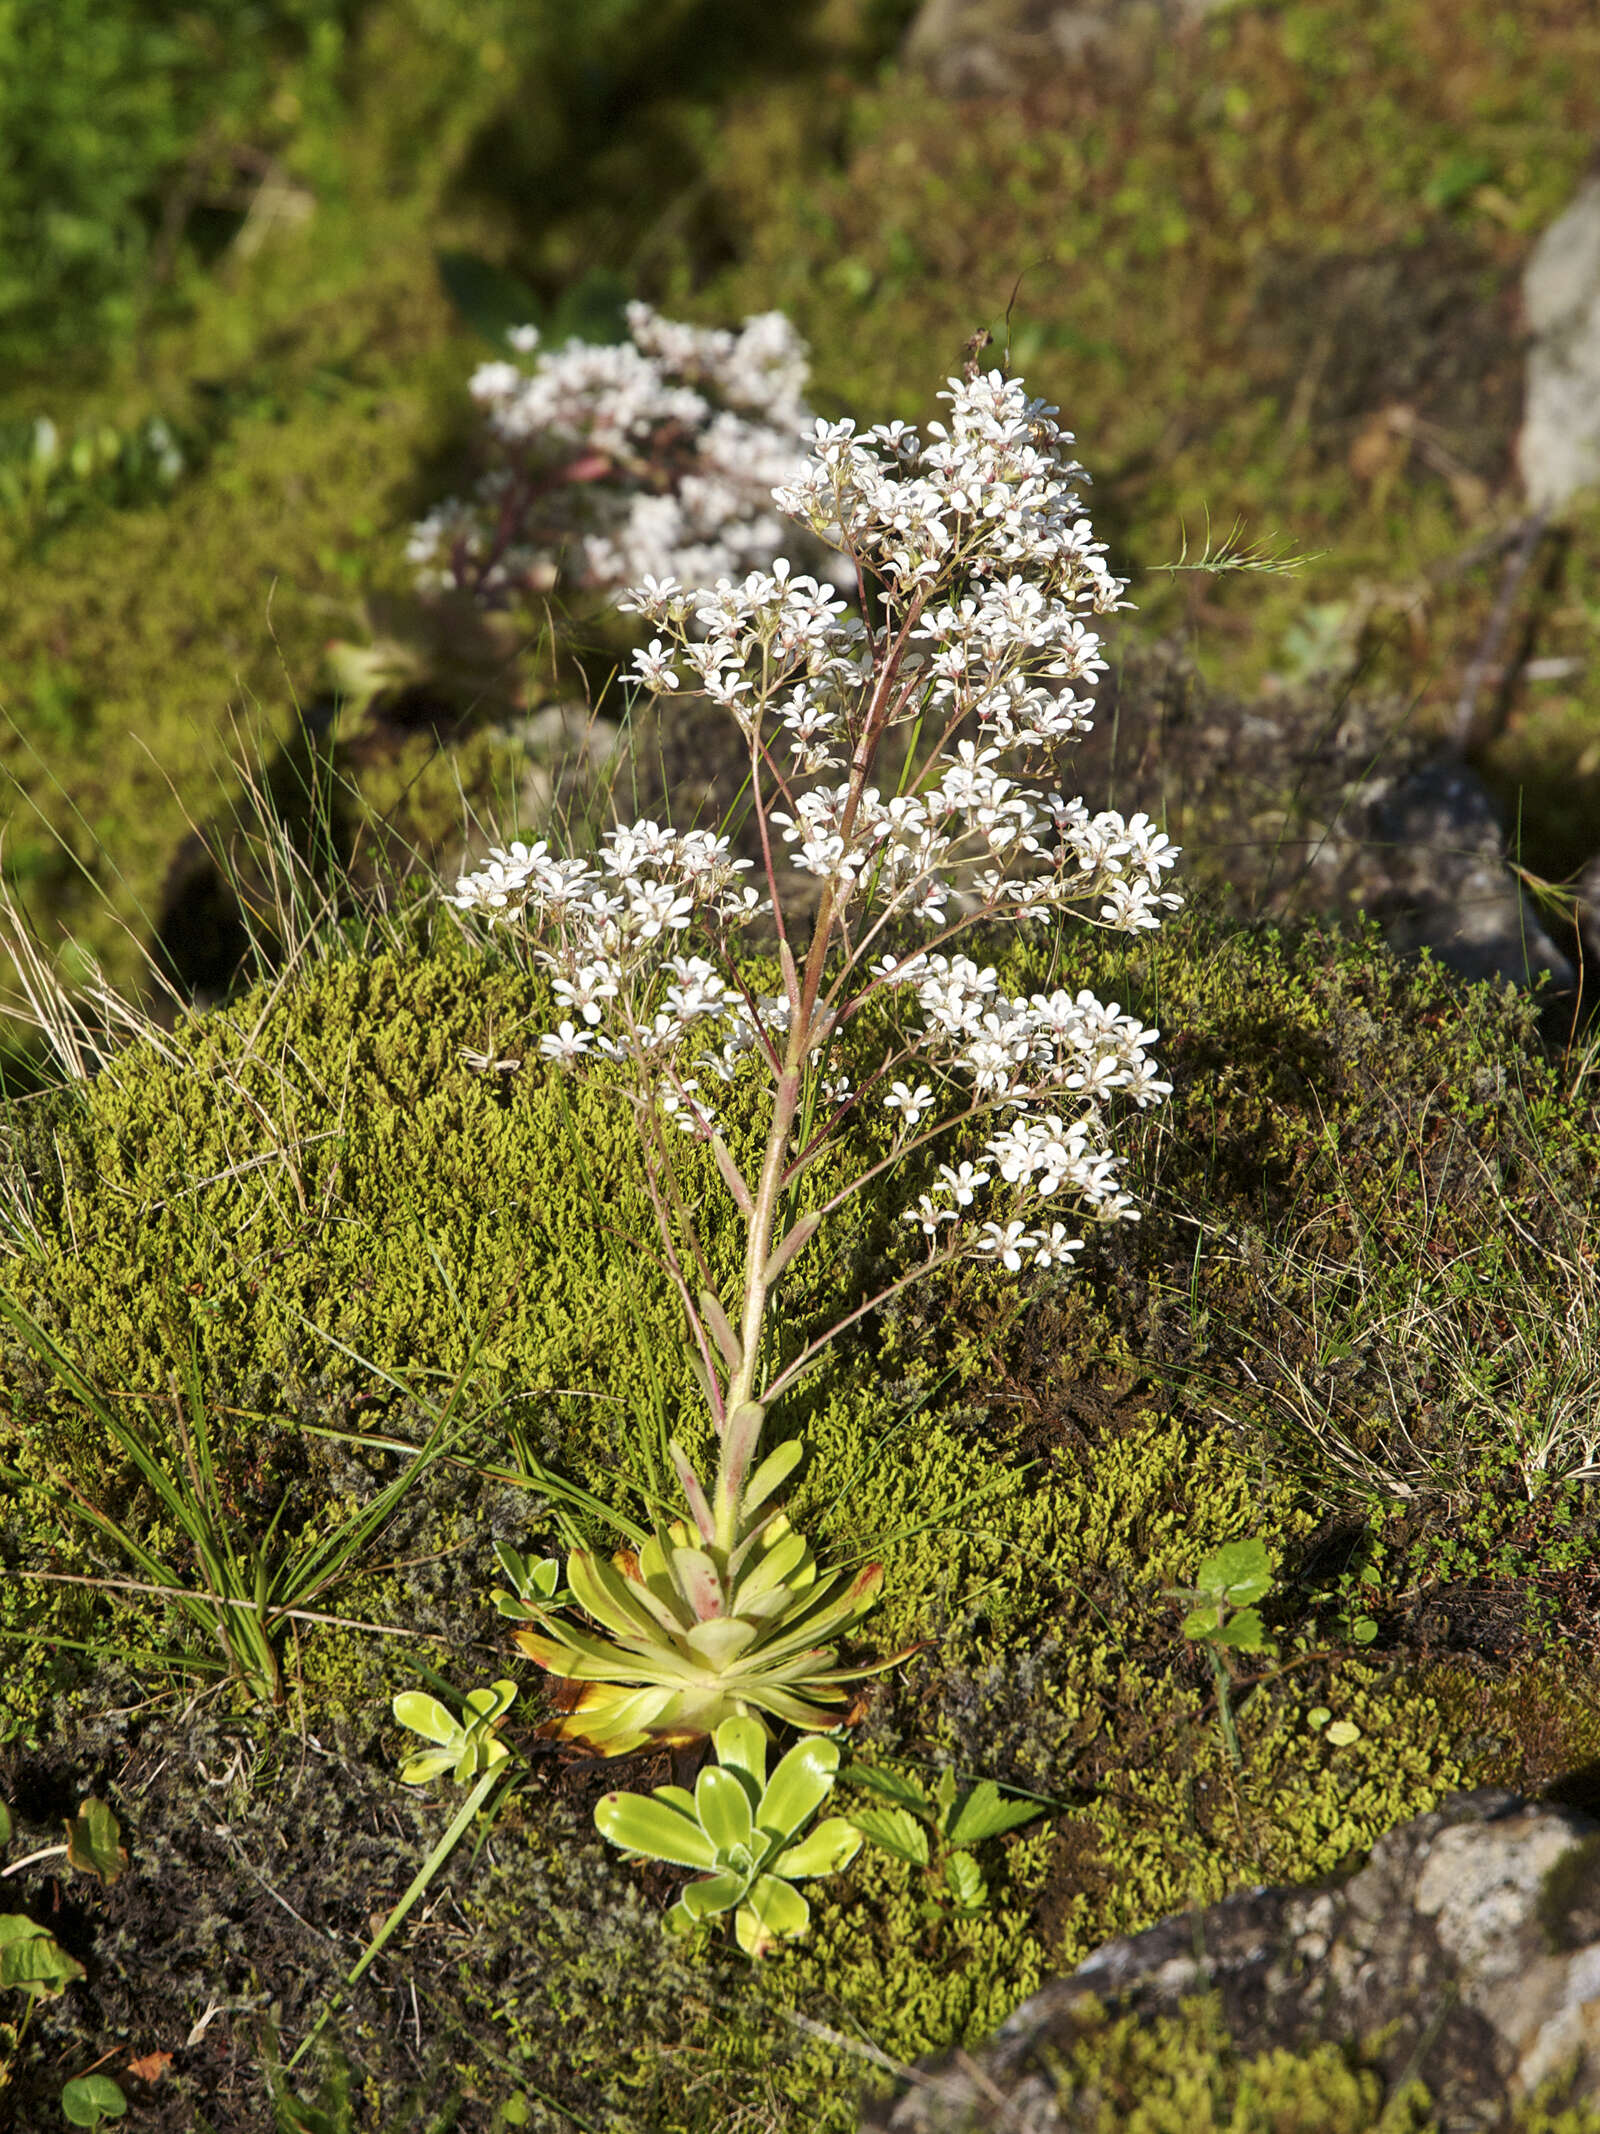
[508,1411,899,1753]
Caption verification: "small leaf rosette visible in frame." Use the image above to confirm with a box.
[595,1716,861,1956]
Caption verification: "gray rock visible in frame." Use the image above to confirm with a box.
[903,0,1225,96]
[862,1791,1600,2132]
[1519,175,1600,511]
[1368,758,1576,994]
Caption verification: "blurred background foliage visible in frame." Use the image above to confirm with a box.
[1,0,1598,1076]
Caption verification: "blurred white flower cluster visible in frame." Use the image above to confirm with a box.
[408,303,846,607]
[449,366,1180,1279]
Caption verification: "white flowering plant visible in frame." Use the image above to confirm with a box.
[408,302,846,610]
[447,364,1181,1755]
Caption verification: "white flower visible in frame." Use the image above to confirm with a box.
[631,639,681,692]
[538,1021,591,1063]
[974,1220,1039,1272]
[883,1081,934,1131]
[1032,1223,1084,1270]
[936,1162,989,1206]
[902,1193,956,1237]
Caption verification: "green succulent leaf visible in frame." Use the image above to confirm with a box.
[742,1438,805,1518]
[685,1617,761,1668]
[713,1716,769,1796]
[696,1765,755,1855]
[772,1816,862,1880]
[946,1780,1046,1847]
[850,1805,931,1866]
[736,1873,810,1957]
[678,1869,749,1922]
[757,1737,840,1843]
[462,1681,517,1726]
[398,1747,460,1786]
[733,1527,809,1606]
[393,1692,459,1747]
[595,1792,718,1870]
[944,1852,987,1912]
[0,1801,11,1847]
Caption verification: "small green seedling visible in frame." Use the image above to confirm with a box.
[0,1794,129,2024]
[60,2074,128,2127]
[392,1680,517,1785]
[595,1716,861,1957]
[488,1544,571,1622]
[846,1763,1043,1913]
[1169,1539,1278,1768]
[64,1798,127,1887]
[0,1914,85,2000]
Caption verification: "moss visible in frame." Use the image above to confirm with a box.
[4,901,1598,2124]
[1034,1994,1436,2134]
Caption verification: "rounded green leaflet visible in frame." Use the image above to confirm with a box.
[736,1874,810,1958]
[392,1692,458,1746]
[695,1765,754,1857]
[0,1915,85,1998]
[1196,1539,1272,1607]
[678,1869,747,1923]
[944,1853,986,1912]
[757,1737,839,1844]
[712,1715,768,1796]
[61,2073,128,2126]
[594,1792,718,1870]
[772,1816,862,1880]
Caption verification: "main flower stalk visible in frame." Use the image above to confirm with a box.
[448,366,1182,1752]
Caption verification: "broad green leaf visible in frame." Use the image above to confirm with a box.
[1211,1608,1274,1653]
[61,2073,128,2126]
[685,1617,760,1669]
[944,1852,986,1911]
[733,1528,809,1606]
[462,1681,517,1726]
[64,1798,126,1888]
[850,1806,930,1866]
[671,1547,724,1622]
[714,1716,769,1795]
[393,1693,458,1747]
[1181,1603,1225,1642]
[1194,1539,1272,1607]
[678,1870,747,1922]
[654,1784,699,1817]
[595,1792,718,1870]
[773,1817,862,1880]
[493,1543,530,1594]
[696,1766,754,1856]
[398,1747,459,1786]
[0,1802,10,1847]
[946,1781,1045,1847]
[846,1764,931,1813]
[742,1438,805,1519]
[757,1738,839,1843]
[569,1551,668,1643]
[736,1874,809,1957]
[0,1914,84,1998]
